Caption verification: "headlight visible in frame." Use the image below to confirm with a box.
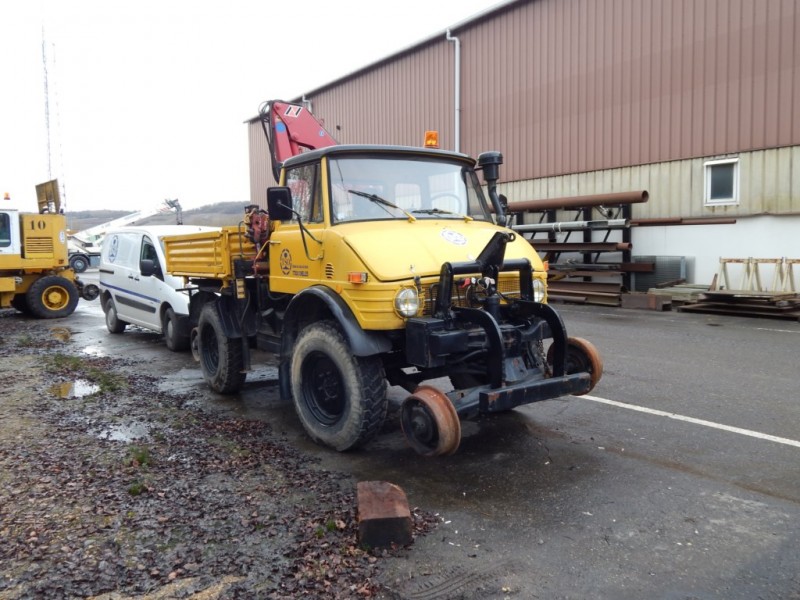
[532,278,546,302]
[394,287,420,318]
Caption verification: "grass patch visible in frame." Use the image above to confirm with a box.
[45,354,127,394]
[128,445,152,468]
[16,335,36,348]
[127,481,146,496]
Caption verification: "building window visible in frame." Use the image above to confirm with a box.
[704,158,739,206]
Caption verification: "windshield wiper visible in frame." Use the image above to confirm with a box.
[347,189,416,222]
[412,208,473,221]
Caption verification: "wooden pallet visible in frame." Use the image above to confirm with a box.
[677,290,800,321]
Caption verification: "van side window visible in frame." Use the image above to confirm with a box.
[141,236,163,280]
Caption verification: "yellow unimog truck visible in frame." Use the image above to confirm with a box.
[161,101,602,456]
[1,180,98,318]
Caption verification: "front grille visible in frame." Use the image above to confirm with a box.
[421,275,523,316]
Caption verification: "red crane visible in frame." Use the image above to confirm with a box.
[258,100,338,181]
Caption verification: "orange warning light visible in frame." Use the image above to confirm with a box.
[424,131,439,149]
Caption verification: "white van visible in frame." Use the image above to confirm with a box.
[98,225,220,351]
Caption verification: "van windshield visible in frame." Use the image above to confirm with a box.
[327,156,492,224]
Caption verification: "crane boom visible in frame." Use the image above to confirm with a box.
[258,100,338,181]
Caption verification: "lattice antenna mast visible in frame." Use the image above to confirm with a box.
[42,26,52,180]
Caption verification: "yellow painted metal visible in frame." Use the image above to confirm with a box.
[0,211,73,308]
[163,226,261,281]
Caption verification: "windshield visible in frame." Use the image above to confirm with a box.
[328,156,492,223]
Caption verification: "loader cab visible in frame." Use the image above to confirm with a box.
[0,210,21,256]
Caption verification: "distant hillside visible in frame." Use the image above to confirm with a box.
[65,202,247,233]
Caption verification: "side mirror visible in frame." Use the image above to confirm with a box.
[140,259,156,277]
[267,187,294,221]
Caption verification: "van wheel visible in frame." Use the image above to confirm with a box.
[104,297,127,333]
[290,321,387,451]
[26,276,79,319]
[197,302,246,394]
[163,307,189,352]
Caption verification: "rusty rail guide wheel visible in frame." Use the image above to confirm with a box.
[400,385,461,456]
[547,336,603,394]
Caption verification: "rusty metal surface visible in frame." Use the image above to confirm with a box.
[401,385,461,457]
[509,191,649,212]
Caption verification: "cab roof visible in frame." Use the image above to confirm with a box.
[281,144,475,169]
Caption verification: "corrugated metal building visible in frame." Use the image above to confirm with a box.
[248,0,800,285]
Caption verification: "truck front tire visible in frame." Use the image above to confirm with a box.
[198,303,246,394]
[26,276,80,319]
[291,321,387,451]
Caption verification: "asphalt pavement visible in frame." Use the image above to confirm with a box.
[67,285,800,599]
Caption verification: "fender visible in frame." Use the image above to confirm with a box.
[193,293,248,338]
[278,285,392,401]
[282,286,392,356]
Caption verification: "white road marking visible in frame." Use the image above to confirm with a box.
[755,327,800,334]
[579,394,800,449]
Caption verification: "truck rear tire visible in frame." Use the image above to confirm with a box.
[163,307,189,352]
[198,302,246,394]
[290,321,387,451]
[104,297,127,333]
[25,276,80,319]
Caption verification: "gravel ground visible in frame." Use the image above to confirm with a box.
[0,310,438,599]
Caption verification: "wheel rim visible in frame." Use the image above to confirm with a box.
[301,351,346,426]
[200,322,219,374]
[41,285,70,311]
[400,385,461,456]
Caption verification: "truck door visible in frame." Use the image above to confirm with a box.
[270,162,325,293]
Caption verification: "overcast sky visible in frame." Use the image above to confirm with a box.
[1,0,499,214]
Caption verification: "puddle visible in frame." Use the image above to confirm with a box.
[81,344,108,357]
[49,379,100,399]
[97,422,151,442]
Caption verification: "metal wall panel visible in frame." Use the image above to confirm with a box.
[248,0,800,208]
[500,146,800,219]
[247,120,272,208]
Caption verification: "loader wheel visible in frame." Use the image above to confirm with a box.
[291,321,387,452]
[104,297,127,333]
[163,307,189,352]
[197,302,246,394]
[547,336,603,395]
[25,276,79,319]
[400,385,461,456]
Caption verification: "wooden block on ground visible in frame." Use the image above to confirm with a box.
[621,292,672,311]
[357,481,413,549]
